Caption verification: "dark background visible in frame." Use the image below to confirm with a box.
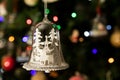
[0,0,120,80]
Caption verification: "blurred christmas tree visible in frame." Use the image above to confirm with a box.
[0,0,120,80]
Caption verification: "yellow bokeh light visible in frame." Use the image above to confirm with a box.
[8,36,15,42]
[108,57,114,64]
[79,37,84,42]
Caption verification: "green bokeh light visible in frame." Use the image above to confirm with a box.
[53,24,56,28]
[57,25,61,30]
[45,8,50,15]
[71,12,77,18]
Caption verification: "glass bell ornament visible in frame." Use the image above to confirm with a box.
[23,17,69,73]
[90,15,107,37]
[90,2,107,37]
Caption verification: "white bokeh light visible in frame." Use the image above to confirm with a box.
[84,31,90,37]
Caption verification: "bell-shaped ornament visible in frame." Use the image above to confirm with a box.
[90,15,108,37]
[23,18,69,73]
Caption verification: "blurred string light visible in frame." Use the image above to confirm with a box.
[1,56,14,71]
[70,29,79,43]
[53,24,61,30]
[30,72,46,80]
[0,16,4,22]
[49,71,58,78]
[45,8,50,15]
[0,68,4,73]
[30,70,37,76]
[53,16,58,22]
[92,48,98,54]
[79,37,84,42]
[84,31,90,37]
[26,18,32,25]
[26,46,32,51]
[56,25,61,30]
[108,57,114,64]
[8,36,15,42]
[106,25,112,30]
[4,61,10,68]
[110,28,120,48]
[71,12,77,18]
[22,36,29,42]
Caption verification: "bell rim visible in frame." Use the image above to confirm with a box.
[22,62,69,71]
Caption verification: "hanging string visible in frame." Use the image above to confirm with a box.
[96,0,101,16]
[44,0,48,19]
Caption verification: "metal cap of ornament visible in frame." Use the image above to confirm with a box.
[23,0,69,73]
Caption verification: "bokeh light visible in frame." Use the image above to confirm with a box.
[79,37,84,42]
[26,46,32,51]
[22,36,28,42]
[92,48,98,54]
[0,16,4,22]
[30,70,36,76]
[49,71,58,78]
[70,29,79,43]
[4,61,10,68]
[26,19,32,25]
[106,25,112,30]
[108,57,114,64]
[0,68,4,73]
[53,16,58,22]
[45,8,50,15]
[1,56,14,71]
[8,36,15,42]
[84,31,90,37]
[57,25,61,30]
[71,12,77,18]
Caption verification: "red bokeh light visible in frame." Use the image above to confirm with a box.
[26,19,32,25]
[53,16,58,22]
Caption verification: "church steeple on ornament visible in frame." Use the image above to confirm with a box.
[22,0,69,73]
